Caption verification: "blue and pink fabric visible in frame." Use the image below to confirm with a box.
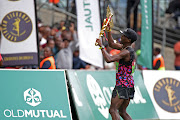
[116,47,135,88]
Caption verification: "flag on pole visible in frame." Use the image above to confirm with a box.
[137,0,153,69]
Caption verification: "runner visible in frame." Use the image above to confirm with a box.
[96,26,137,120]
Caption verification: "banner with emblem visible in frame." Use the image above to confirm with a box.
[0,0,38,66]
[143,70,180,119]
[76,0,103,68]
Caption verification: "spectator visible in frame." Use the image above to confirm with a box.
[56,20,66,38]
[49,28,57,39]
[56,23,78,69]
[59,20,66,31]
[40,26,51,47]
[40,47,56,69]
[166,0,180,29]
[56,38,77,69]
[37,18,42,28]
[73,47,88,69]
[38,33,45,61]
[153,47,165,70]
[174,41,180,70]
[53,37,64,61]
[47,39,55,50]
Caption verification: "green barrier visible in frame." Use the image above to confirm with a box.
[0,70,72,120]
[67,70,159,120]
[128,70,159,119]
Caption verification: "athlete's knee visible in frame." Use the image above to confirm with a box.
[119,109,127,117]
[109,107,117,115]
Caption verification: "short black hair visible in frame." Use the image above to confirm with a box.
[120,28,137,43]
[155,47,161,53]
[63,38,71,42]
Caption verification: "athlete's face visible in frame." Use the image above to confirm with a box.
[120,35,130,44]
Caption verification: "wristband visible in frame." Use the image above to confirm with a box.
[107,29,111,32]
[99,45,105,50]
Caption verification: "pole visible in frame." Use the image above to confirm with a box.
[162,18,166,57]
[34,0,40,68]
[152,0,154,69]
[161,0,169,58]
[51,3,55,26]
[156,0,160,25]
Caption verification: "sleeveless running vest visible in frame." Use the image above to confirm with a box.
[116,47,135,88]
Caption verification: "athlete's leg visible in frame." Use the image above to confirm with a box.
[109,95,124,120]
[118,99,132,120]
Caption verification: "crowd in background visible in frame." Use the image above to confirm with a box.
[37,18,129,70]
[37,19,100,70]
[0,18,179,70]
[165,0,180,29]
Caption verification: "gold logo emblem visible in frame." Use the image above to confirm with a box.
[13,18,21,37]
[153,78,180,113]
[1,11,32,42]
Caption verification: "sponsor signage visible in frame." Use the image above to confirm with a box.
[0,70,72,119]
[0,0,38,66]
[76,0,103,68]
[143,70,180,119]
[67,70,158,119]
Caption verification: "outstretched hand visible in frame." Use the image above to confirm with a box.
[106,23,111,32]
[96,38,102,47]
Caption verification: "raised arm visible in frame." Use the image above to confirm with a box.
[107,25,123,50]
[102,49,128,63]
[69,23,79,51]
[96,38,128,63]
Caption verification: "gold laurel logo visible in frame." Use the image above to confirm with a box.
[1,11,32,42]
[153,78,180,113]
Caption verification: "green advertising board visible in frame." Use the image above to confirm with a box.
[129,70,158,119]
[67,70,158,120]
[0,70,72,120]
